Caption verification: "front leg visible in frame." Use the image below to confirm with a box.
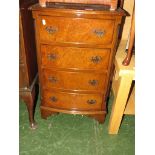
[24,92,37,129]
[20,86,37,130]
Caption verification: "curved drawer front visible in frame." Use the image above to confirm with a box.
[42,69,107,91]
[42,90,105,110]
[39,16,115,45]
[41,45,110,70]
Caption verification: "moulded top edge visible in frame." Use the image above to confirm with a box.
[29,3,126,16]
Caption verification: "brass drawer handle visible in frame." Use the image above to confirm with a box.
[87,99,96,104]
[91,56,102,64]
[48,77,58,83]
[89,80,98,86]
[50,96,58,102]
[93,29,105,37]
[45,26,58,34]
[47,53,57,60]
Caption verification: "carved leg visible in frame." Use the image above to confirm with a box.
[23,90,37,129]
[41,108,59,119]
[20,86,37,130]
[87,114,106,124]
[122,5,135,66]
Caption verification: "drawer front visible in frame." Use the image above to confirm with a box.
[41,45,110,70]
[42,90,104,110]
[39,16,115,45]
[42,69,107,91]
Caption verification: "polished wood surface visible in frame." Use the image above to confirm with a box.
[19,81,37,129]
[30,3,125,16]
[42,90,106,110]
[40,106,106,114]
[118,0,124,8]
[41,45,110,70]
[19,14,29,88]
[120,0,134,41]
[31,3,125,123]
[19,0,38,129]
[19,64,29,88]
[39,16,115,45]
[20,1,38,85]
[39,0,118,10]
[122,3,135,66]
[42,69,107,91]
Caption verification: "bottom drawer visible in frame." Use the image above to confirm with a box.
[42,90,105,111]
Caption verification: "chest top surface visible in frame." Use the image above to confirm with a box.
[30,3,125,17]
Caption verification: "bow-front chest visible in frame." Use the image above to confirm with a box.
[31,3,125,123]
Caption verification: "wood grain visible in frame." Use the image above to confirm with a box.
[39,16,115,45]
[41,45,111,70]
[19,0,38,129]
[42,90,105,110]
[31,4,125,124]
[42,68,107,91]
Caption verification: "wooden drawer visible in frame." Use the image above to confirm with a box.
[42,69,107,91]
[41,45,110,70]
[42,90,105,110]
[39,16,115,45]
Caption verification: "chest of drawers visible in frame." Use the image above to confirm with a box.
[31,3,125,123]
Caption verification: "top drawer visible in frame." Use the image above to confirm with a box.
[39,16,115,45]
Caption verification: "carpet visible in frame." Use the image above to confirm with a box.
[19,94,135,155]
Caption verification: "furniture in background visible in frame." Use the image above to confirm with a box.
[19,0,38,129]
[122,3,135,66]
[39,0,119,10]
[30,3,125,123]
[108,40,135,134]
[119,0,124,8]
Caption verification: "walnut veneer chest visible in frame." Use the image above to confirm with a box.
[31,3,125,123]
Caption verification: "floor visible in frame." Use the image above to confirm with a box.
[19,94,135,155]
